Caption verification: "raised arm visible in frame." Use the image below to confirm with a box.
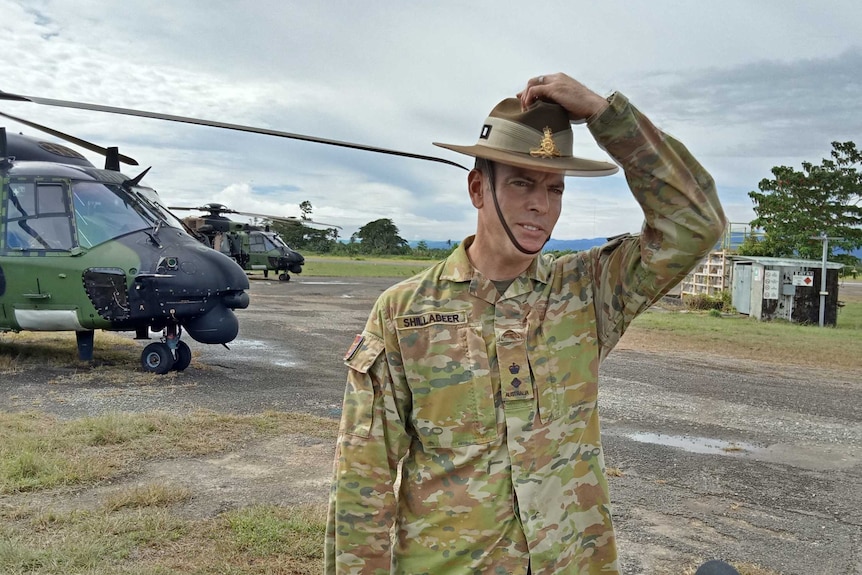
[522,73,726,355]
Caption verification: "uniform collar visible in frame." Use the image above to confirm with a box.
[440,236,553,300]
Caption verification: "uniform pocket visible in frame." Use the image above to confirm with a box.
[397,317,497,448]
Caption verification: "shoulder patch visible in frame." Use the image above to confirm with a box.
[343,334,364,361]
[343,331,384,373]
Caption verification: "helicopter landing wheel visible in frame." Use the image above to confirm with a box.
[263,269,269,278]
[278,273,290,281]
[141,342,174,374]
[172,341,192,372]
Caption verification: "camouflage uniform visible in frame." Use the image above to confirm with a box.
[325,92,726,574]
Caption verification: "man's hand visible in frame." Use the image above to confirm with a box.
[517,73,609,122]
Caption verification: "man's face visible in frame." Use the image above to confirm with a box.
[470,162,565,256]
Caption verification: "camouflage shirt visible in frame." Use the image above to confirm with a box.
[325,92,726,574]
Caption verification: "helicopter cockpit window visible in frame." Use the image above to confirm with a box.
[267,233,290,248]
[249,233,280,253]
[73,181,158,248]
[249,233,267,253]
[4,182,75,251]
[131,186,183,231]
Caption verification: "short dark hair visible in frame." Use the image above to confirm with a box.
[474,157,495,174]
[474,158,496,190]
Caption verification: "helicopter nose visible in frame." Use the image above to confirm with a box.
[122,230,250,345]
[179,244,249,343]
[199,244,250,291]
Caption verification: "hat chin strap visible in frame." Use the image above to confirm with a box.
[485,164,546,256]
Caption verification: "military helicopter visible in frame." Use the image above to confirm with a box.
[169,202,339,282]
[0,88,467,373]
[0,111,250,374]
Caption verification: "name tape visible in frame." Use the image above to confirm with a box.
[398,312,467,329]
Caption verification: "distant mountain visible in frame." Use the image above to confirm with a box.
[408,238,608,252]
[410,237,862,259]
[543,238,608,252]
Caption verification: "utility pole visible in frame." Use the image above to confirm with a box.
[810,233,843,327]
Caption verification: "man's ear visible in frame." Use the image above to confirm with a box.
[467,169,485,209]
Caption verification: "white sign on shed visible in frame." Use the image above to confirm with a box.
[763,269,780,300]
[792,273,815,287]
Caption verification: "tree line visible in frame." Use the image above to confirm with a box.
[268,202,456,258]
[738,140,861,273]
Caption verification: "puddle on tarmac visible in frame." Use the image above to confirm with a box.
[219,339,300,368]
[625,432,757,456]
[623,431,860,470]
[229,339,268,350]
[299,281,361,285]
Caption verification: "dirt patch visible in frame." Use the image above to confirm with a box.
[140,434,334,519]
[4,434,332,521]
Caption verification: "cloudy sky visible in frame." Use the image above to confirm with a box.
[2,1,860,242]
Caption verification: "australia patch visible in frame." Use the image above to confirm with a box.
[343,334,364,361]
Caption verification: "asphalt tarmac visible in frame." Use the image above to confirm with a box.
[2,276,861,574]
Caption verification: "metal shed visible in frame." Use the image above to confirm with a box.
[731,256,844,325]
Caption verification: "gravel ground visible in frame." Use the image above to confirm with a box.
[2,276,861,574]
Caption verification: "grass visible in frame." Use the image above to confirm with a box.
[0,410,337,574]
[225,504,326,560]
[0,330,212,385]
[127,504,327,575]
[0,410,337,494]
[1,505,191,574]
[103,483,193,512]
[0,331,140,375]
[300,255,436,278]
[681,563,781,575]
[623,301,862,371]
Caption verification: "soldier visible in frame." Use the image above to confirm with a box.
[325,73,727,574]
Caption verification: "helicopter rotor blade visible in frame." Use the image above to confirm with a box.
[256,214,343,229]
[0,90,469,171]
[229,210,301,221]
[167,204,342,229]
[168,205,236,213]
[0,109,139,166]
[297,218,342,229]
